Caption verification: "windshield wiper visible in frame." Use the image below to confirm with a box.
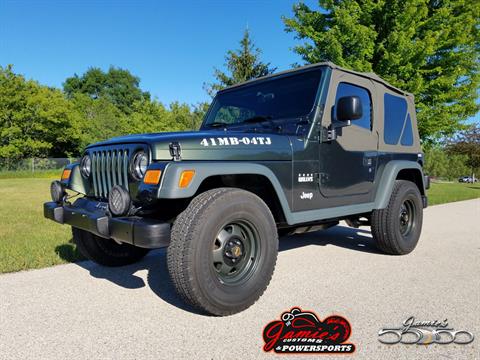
[205,121,230,128]
[242,115,273,124]
[242,115,285,134]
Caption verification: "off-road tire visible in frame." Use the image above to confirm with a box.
[371,180,423,255]
[167,188,278,316]
[72,228,149,266]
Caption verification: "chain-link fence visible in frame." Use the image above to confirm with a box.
[0,158,79,173]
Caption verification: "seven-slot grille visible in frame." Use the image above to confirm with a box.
[91,148,130,198]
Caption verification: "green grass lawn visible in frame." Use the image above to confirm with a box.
[0,178,84,273]
[0,169,62,179]
[427,181,480,205]
[0,178,479,273]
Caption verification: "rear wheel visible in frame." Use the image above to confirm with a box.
[167,188,278,316]
[72,228,149,266]
[371,180,423,255]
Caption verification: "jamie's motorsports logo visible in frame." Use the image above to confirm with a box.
[378,316,474,345]
[262,307,355,354]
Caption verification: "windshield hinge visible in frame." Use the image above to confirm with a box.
[321,127,337,142]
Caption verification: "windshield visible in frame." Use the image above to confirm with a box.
[201,69,323,132]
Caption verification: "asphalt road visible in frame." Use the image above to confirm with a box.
[1,199,479,360]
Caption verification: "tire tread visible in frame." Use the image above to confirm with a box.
[371,180,422,255]
[167,188,277,315]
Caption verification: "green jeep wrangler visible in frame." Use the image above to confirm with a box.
[44,62,428,316]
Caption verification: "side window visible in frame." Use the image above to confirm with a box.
[400,115,413,146]
[335,82,372,130]
[384,93,413,146]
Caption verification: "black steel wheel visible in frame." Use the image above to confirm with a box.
[399,199,416,237]
[212,220,260,285]
[167,188,278,316]
[371,180,423,255]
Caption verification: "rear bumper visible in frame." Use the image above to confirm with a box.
[424,175,430,190]
[422,195,428,208]
[44,198,170,249]
[423,175,429,208]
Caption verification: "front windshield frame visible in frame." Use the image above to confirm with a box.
[200,67,325,133]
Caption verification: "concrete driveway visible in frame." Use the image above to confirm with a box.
[1,199,479,360]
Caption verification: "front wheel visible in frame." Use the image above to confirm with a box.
[167,188,278,316]
[72,228,150,266]
[371,180,423,255]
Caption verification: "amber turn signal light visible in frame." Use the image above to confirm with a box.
[178,170,195,188]
[143,169,162,185]
[61,169,71,181]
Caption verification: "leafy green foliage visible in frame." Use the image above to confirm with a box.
[71,93,129,150]
[424,146,469,180]
[446,123,480,174]
[205,29,276,96]
[64,66,150,114]
[128,100,206,134]
[0,66,208,159]
[284,0,479,141]
[0,66,80,160]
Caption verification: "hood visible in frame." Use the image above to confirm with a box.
[87,130,292,161]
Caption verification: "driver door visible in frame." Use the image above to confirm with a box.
[319,72,378,202]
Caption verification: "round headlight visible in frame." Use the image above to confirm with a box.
[131,151,148,180]
[80,155,91,178]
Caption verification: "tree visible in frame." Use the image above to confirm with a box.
[446,123,480,176]
[64,66,150,114]
[205,29,276,96]
[423,146,469,180]
[284,0,479,142]
[70,93,129,151]
[191,102,210,129]
[0,65,207,161]
[0,66,80,160]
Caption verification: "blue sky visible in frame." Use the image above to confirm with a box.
[0,0,478,123]
[0,0,314,105]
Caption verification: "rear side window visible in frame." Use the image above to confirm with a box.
[384,93,414,146]
[335,83,372,130]
[400,115,413,146]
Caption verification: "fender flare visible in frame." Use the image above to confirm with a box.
[157,161,291,209]
[373,160,425,209]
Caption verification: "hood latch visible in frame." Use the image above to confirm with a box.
[169,142,182,161]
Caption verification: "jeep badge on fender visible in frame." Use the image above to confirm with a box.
[44,62,428,316]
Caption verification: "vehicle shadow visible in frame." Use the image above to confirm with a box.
[56,243,202,314]
[55,225,381,315]
[279,225,381,254]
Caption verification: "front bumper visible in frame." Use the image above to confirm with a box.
[44,198,170,249]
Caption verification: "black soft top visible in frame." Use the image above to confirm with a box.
[221,62,412,98]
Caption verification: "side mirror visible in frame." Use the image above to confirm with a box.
[336,96,362,122]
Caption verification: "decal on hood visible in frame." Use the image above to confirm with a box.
[200,136,272,147]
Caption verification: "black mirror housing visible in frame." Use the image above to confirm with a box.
[336,96,362,122]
